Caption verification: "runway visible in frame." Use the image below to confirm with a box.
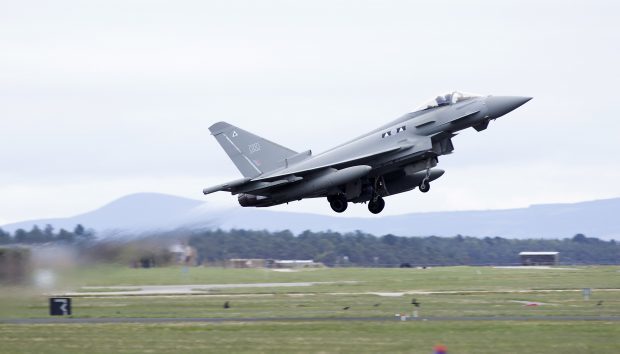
[62,281,360,296]
[59,283,620,298]
[3,315,620,325]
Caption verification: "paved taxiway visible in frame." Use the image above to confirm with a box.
[3,316,620,324]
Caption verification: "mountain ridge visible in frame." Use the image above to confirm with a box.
[2,193,619,239]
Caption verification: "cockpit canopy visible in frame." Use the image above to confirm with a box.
[416,91,482,111]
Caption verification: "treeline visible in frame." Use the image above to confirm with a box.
[188,230,620,266]
[3,225,619,266]
[0,224,94,245]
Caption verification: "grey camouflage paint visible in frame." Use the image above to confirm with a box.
[204,93,531,214]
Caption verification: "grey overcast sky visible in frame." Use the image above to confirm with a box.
[1,0,620,224]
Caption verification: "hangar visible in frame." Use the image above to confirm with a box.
[519,251,559,266]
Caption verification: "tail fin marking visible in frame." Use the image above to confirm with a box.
[209,121,298,178]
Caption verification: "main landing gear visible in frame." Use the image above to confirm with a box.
[328,194,348,213]
[368,196,385,214]
[327,176,389,214]
[367,176,387,214]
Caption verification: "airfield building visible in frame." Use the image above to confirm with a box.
[226,258,323,269]
[273,260,323,269]
[519,251,559,266]
[0,246,32,284]
[227,258,268,268]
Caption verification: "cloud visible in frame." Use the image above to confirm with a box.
[1,0,619,222]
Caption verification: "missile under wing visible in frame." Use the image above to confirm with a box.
[203,91,531,214]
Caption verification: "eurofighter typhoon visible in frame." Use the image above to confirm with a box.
[203,92,531,214]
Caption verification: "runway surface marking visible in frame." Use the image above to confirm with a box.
[59,286,620,297]
[492,266,582,270]
[63,281,359,296]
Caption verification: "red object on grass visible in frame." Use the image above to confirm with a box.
[434,344,448,354]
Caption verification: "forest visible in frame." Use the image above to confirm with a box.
[0,224,94,245]
[1,225,618,266]
[187,229,618,266]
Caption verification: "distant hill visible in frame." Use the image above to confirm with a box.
[1,193,203,235]
[2,193,619,239]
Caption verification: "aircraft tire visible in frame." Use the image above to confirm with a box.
[368,196,385,214]
[419,179,430,193]
[329,195,348,213]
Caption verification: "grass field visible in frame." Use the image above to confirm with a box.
[2,321,619,354]
[1,265,620,353]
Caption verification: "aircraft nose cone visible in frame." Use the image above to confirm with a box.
[486,96,532,119]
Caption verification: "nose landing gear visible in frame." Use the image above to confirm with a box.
[419,178,430,193]
[419,157,433,193]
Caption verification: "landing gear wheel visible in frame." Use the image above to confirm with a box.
[368,196,385,214]
[419,179,430,193]
[329,195,348,213]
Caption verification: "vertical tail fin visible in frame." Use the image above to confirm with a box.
[209,121,298,178]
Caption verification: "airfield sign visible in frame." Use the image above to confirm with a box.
[50,297,72,316]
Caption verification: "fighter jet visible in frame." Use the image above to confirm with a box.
[203,91,531,214]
